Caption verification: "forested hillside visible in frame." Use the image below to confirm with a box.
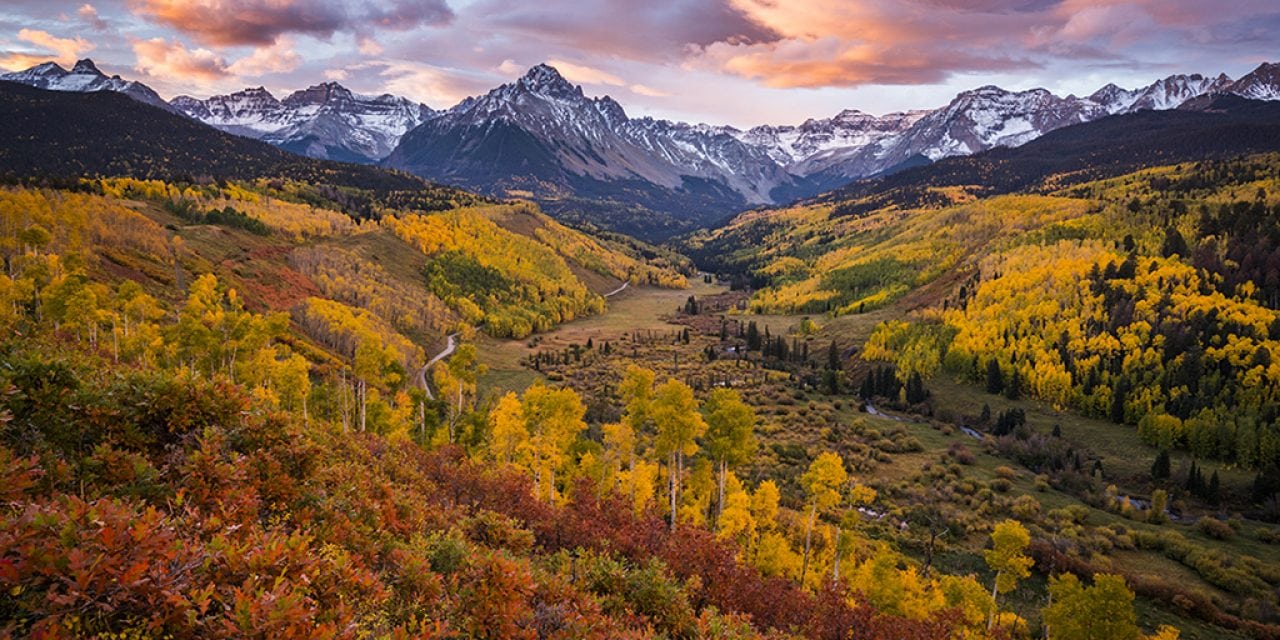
[0,81,482,219]
[6,65,1280,640]
[662,153,1280,638]
[0,178,1008,639]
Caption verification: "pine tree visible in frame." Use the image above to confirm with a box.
[905,371,927,405]
[1003,367,1021,401]
[985,359,1004,394]
[1151,450,1171,480]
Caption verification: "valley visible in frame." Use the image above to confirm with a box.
[456,246,1280,639]
[4,41,1280,640]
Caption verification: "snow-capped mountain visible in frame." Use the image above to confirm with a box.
[0,59,172,112]
[731,109,929,168]
[385,64,795,221]
[794,67,1263,183]
[1228,62,1280,101]
[6,56,1280,235]
[171,83,434,163]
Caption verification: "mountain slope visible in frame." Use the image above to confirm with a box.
[684,95,1280,284]
[0,58,173,112]
[172,82,435,163]
[385,64,797,238]
[813,95,1280,215]
[6,57,1279,239]
[0,80,462,201]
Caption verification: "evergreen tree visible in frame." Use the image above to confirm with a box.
[1161,226,1189,258]
[905,372,927,405]
[985,359,1004,394]
[1151,450,1171,480]
[746,321,761,351]
[1109,380,1129,424]
[1003,367,1021,401]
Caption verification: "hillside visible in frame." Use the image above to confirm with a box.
[7,49,1280,640]
[0,179,980,640]
[0,81,473,214]
[813,95,1280,217]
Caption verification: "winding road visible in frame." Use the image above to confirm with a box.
[416,333,458,400]
[416,280,626,399]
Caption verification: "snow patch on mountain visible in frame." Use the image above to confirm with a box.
[171,82,434,162]
[1,59,172,112]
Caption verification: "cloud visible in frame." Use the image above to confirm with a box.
[630,83,670,97]
[692,0,1048,88]
[77,4,109,30]
[128,0,453,47]
[690,0,1280,88]
[324,68,348,81]
[357,36,384,55]
[466,0,777,62]
[226,36,301,75]
[545,59,625,86]
[350,60,495,107]
[1,28,93,71]
[131,37,229,83]
[496,59,523,77]
[10,28,94,65]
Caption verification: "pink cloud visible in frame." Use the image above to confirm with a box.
[689,0,1278,88]
[128,0,452,47]
[131,37,229,82]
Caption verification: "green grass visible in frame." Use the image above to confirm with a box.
[476,279,725,398]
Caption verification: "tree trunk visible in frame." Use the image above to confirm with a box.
[832,523,842,584]
[988,571,1001,631]
[717,459,727,524]
[802,503,817,586]
[418,400,425,440]
[669,452,678,532]
[359,378,367,432]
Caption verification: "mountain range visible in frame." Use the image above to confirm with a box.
[170,83,434,164]
[4,58,1280,237]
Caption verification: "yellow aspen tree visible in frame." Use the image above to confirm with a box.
[801,451,847,586]
[489,392,530,467]
[984,519,1033,631]
[651,378,705,531]
[520,384,587,503]
[702,388,757,524]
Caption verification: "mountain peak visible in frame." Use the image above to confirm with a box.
[518,64,581,98]
[71,59,103,76]
[283,82,356,107]
[1228,61,1280,101]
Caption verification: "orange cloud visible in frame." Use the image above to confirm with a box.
[699,0,1038,88]
[131,37,229,83]
[226,36,301,75]
[698,0,1280,88]
[129,0,452,47]
[78,4,109,30]
[630,84,671,97]
[546,59,625,86]
[8,28,94,67]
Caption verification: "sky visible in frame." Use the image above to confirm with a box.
[0,0,1276,129]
